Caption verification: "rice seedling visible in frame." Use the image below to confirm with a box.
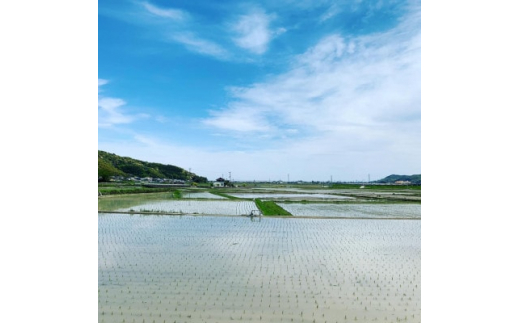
[277,203,421,219]
[99,213,420,323]
[114,200,259,216]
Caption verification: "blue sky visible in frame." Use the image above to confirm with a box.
[98,0,421,182]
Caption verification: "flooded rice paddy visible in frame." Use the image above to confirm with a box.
[227,193,354,200]
[115,200,259,216]
[99,214,421,323]
[278,203,421,219]
[183,192,227,199]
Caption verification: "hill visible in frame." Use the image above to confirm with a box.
[375,174,421,185]
[98,150,207,183]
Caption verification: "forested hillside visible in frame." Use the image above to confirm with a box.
[375,174,421,185]
[98,150,207,183]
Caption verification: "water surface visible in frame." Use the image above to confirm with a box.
[99,214,420,323]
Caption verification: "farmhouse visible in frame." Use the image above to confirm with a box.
[213,177,226,187]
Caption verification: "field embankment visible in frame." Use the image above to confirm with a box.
[254,199,292,216]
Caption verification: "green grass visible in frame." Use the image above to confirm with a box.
[210,191,240,200]
[98,182,180,195]
[254,199,292,216]
[98,187,178,195]
[172,190,182,199]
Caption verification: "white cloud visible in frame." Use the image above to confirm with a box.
[98,97,135,127]
[98,79,109,94]
[99,131,419,182]
[203,106,272,132]
[201,9,421,177]
[347,41,356,54]
[319,4,341,22]
[98,97,125,112]
[134,134,159,147]
[172,32,229,59]
[231,9,280,55]
[209,12,420,131]
[102,2,234,60]
[297,34,347,70]
[98,79,109,87]
[141,1,185,20]
[98,3,421,180]
[98,82,149,128]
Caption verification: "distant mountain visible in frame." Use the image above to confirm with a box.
[375,174,421,185]
[98,150,207,183]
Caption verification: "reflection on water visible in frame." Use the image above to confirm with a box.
[228,193,354,199]
[98,192,175,211]
[279,203,421,218]
[99,214,421,323]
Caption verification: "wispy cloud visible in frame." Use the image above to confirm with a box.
[98,1,421,180]
[296,34,347,70]
[203,7,420,158]
[98,80,146,128]
[134,134,160,147]
[319,4,341,22]
[231,9,282,55]
[171,32,229,59]
[141,1,186,20]
[100,1,230,60]
[98,79,109,94]
[203,106,272,132]
[98,97,134,127]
